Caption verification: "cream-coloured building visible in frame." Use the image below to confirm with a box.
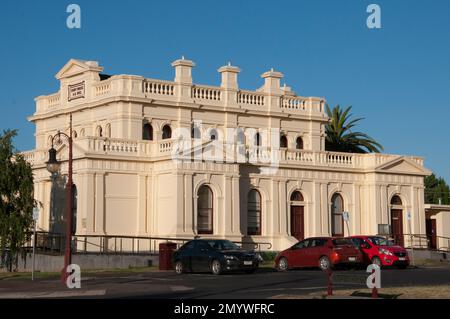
[24,58,438,251]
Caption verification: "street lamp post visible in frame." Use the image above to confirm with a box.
[46,114,73,284]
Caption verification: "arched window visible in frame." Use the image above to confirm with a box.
[237,129,245,145]
[191,126,201,139]
[391,195,402,206]
[96,126,103,137]
[280,135,288,148]
[247,190,262,235]
[162,125,172,139]
[143,123,153,140]
[79,128,85,137]
[290,191,304,202]
[72,130,77,139]
[296,137,303,150]
[105,123,111,138]
[197,185,213,234]
[331,193,344,237]
[209,129,218,140]
[254,132,262,146]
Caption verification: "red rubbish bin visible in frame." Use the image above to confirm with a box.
[159,242,177,270]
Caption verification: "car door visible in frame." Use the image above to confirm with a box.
[290,239,310,267]
[306,238,327,267]
[193,241,213,272]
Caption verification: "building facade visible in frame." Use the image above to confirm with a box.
[25,58,432,251]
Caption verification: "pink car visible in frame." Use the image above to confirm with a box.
[348,235,410,269]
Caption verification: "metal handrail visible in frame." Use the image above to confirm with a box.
[378,233,450,253]
[404,233,450,253]
[26,231,273,255]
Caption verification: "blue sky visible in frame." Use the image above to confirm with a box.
[1,0,449,181]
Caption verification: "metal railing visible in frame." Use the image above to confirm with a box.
[378,233,450,252]
[26,232,272,255]
[404,233,450,252]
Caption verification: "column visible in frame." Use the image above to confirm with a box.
[137,174,147,235]
[184,173,194,235]
[231,176,241,236]
[94,172,105,234]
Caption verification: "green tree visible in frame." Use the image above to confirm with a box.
[424,174,450,205]
[325,104,383,153]
[0,130,35,271]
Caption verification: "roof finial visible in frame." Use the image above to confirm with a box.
[270,67,274,72]
[227,61,231,66]
[181,55,185,60]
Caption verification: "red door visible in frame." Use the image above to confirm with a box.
[426,219,437,249]
[391,209,404,247]
[291,206,304,241]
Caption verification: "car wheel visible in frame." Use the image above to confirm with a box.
[319,256,331,271]
[277,257,289,271]
[211,259,222,275]
[372,256,382,267]
[174,261,184,274]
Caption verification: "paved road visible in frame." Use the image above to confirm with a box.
[1,265,450,298]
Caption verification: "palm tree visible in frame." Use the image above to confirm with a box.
[325,104,383,153]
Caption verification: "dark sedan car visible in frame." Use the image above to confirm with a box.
[173,239,260,275]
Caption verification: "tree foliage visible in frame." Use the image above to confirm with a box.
[0,130,35,271]
[424,174,450,205]
[325,104,384,153]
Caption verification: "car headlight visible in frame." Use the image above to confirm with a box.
[256,253,264,262]
[379,248,393,256]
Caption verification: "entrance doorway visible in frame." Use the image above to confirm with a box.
[290,206,304,241]
[290,191,305,241]
[390,195,404,247]
[426,218,437,249]
[391,209,404,246]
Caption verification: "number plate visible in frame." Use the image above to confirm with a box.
[398,257,406,261]
[243,261,253,266]
[348,257,356,262]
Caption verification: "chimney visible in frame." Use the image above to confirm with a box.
[171,56,195,84]
[261,68,284,94]
[218,62,240,90]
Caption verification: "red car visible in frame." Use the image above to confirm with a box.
[275,237,363,271]
[348,235,410,269]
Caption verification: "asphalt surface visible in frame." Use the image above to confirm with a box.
[1,265,450,299]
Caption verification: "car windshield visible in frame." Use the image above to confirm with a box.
[207,240,240,251]
[368,237,394,246]
[332,239,353,246]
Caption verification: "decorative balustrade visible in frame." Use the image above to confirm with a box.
[284,150,314,163]
[102,139,138,153]
[326,153,353,166]
[281,97,306,110]
[238,91,265,106]
[94,81,111,96]
[22,137,425,173]
[192,86,221,101]
[143,80,175,96]
[47,93,60,108]
[159,141,173,153]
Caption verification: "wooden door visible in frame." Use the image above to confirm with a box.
[426,219,437,249]
[291,206,304,241]
[391,209,404,246]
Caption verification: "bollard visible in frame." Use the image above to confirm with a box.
[372,287,378,298]
[327,268,333,296]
